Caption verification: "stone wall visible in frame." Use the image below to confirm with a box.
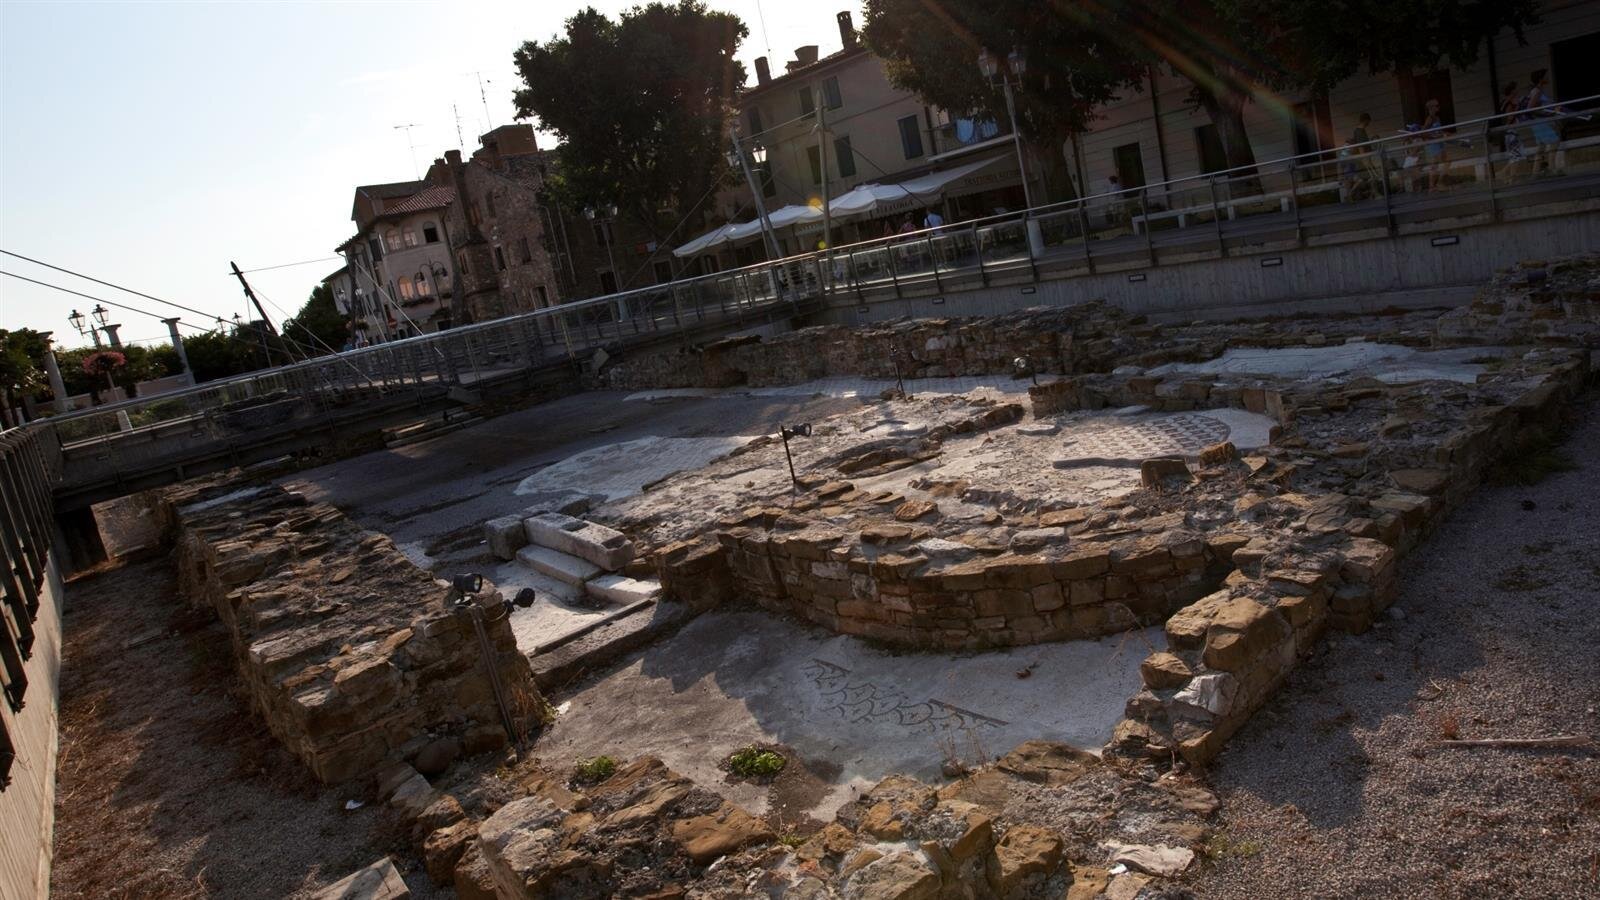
[166,481,546,783]
[1435,253,1600,348]
[1113,351,1590,765]
[599,301,1169,390]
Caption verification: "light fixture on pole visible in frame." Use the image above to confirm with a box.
[91,304,108,327]
[584,205,620,293]
[67,309,85,335]
[977,45,1035,210]
[728,124,783,263]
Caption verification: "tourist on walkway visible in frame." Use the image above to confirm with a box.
[1421,98,1452,191]
[1524,70,1567,176]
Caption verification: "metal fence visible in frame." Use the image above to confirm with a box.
[12,96,1599,455]
[0,426,61,788]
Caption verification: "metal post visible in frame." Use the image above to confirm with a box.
[972,224,988,285]
[1141,187,1156,265]
[926,235,944,292]
[1377,144,1395,235]
[1483,121,1499,221]
[1001,78,1035,210]
[1288,163,1304,247]
[1207,177,1227,257]
[1077,203,1095,273]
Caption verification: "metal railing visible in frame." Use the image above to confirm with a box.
[0,425,62,789]
[11,96,1598,458]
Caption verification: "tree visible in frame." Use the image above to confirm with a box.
[281,284,348,356]
[864,1,1147,202]
[865,1,1539,181]
[513,1,747,252]
[181,330,266,383]
[0,328,47,426]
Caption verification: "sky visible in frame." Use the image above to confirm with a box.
[0,0,845,347]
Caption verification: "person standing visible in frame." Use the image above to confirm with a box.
[1525,69,1566,175]
[1421,98,1452,191]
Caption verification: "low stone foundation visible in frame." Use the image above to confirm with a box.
[166,481,546,782]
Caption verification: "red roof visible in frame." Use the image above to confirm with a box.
[376,185,454,219]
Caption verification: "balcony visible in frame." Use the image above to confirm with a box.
[931,117,1010,160]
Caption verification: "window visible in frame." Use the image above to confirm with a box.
[397,278,415,300]
[486,192,497,218]
[898,115,924,159]
[519,237,532,263]
[807,145,822,183]
[1397,70,1455,127]
[799,87,815,117]
[747,107,764,137]
[457,251,469,276]
[535,284,549,307]
[384,228,403,251]
[758,161,776,198]
[653,260,674,284]
[598,269,618,294]
[822,76,842,110]
[423,223,440,243]
[494,246,507,270]
[402,228,419,248]
[834,135,856,178]
[414,273,431,297]
[367,237,383,261]
[1552,31,1600,139]
[1195,125,1228,174]
[1113,142,1147,189]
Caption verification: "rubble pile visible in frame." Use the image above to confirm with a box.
[166,481,548,782]
[367,740,1216,899]
[1436,252,1600,347]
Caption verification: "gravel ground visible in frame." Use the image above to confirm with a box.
[1193,391,1600,899]
[50,558,445,899]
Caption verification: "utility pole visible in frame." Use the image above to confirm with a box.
[816,85,832,253]
[229,260,290,365]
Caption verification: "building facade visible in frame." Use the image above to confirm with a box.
[717,3,1599,257]
[336,177,458,341]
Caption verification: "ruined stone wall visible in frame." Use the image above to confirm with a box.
[1116,351,1590,765]
[599,301,1167,390]
[165,481,545,783]
[1435,253,1600,348]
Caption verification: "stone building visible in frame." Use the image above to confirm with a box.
[336,178,459,340]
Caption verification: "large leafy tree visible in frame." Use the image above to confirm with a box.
[281,284,347,356]
[513,1,747,246]
[864,1,1147,202]
[0,328,47,426]
[866,0,1538,181]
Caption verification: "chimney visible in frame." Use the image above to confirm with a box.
[444,150,483,244]
[837,11,857,47]
[755,56,771,85]
[795,45,819,67]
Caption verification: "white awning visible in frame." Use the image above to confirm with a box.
[724,204,823,242]
[828,154,1009,219]
[672,223,739,258]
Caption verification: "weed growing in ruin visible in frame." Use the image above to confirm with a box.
[776,832,807,848]
[727,746,786,778]
[1202,832,1264,862]
[574,755,617,784]
[1435,713,1461,741]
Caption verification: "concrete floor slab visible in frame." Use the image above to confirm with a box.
[623,374,1048,403]
[532,610,1159,820]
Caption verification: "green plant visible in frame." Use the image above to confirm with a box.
[727,746,786,778]
[776,832,807,848]
[573,755,617,784]
[1202,832,1264,862]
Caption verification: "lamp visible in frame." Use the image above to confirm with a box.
[604,203,618,219]
[976,47,998,80]
[67,309,85,334]
[1007,47,1027,78]
[91,304,108,326]
[583,206,596,221]
[750,142,768,165]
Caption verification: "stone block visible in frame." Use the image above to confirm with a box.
[583,574,662,606]
[484,514,528,561]
[312,857,410,900]
[523,511,634,571]
[1140,457,1194,489]
[1050,550,1110,580]
[1139,652,1191,689]
[670,801,776,863]
[515,544,601,587]
[1202,598,1291,672]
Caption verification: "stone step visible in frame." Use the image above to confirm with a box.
[384,415,483,448]
[515,544,600,587]
[531,600,692,691]
[584,574,663,606]
[523,511,634,571]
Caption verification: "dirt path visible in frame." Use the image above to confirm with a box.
[1193,393,1600,899]
[50,558,443,899]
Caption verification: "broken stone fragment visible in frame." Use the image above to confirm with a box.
[1140,457,1193,490]
[1102,841,1195,877]
[669,801,775,863]
[995,740,1097,785]
[995,825,1065,896]
[483,514,528,561]
[893,499,939,522]
[841,849,941,900]
[1139,651,1192,690]
[312,856,410,900]
[1198,440,1238,466]
[1203,597,1291,672]
[423,819,478,885]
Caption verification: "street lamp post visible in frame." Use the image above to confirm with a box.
[583,205,621,293]
[728,126,783,263]
[978,47,1036,211]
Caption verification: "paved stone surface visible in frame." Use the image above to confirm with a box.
[532,610,1157,820]
[1147,342,1495,384]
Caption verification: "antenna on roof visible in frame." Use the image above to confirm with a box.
[475,72,493,132]
[393,123,423,179]
[453,104,465,150]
